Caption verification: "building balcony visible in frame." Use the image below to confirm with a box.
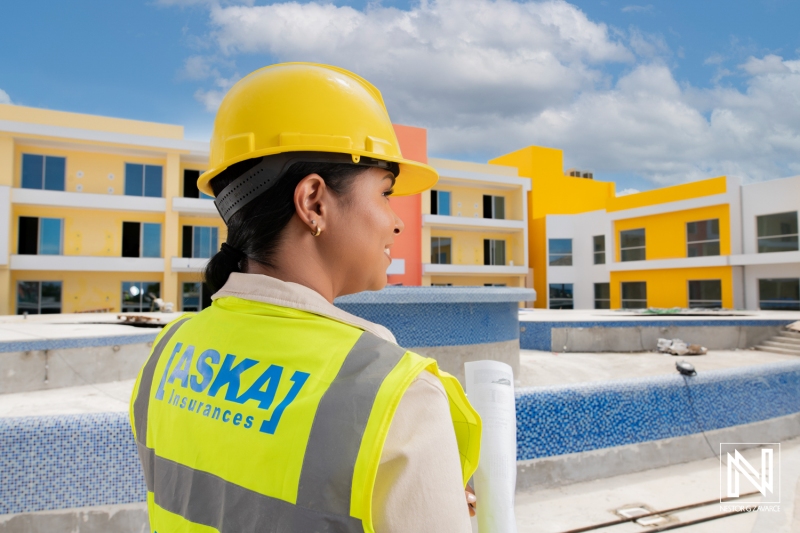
[422,214,525,232]
[171,257,210,273]
[10,255,164,272]
[11,188,166,212]
[171,197,218,217]
[607,250,800,271]
[729,250,800,266]
[423,263,528,276]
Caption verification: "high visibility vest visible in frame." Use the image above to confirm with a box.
[130,296,481,533]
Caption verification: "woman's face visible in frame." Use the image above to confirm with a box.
[323,167,404,296]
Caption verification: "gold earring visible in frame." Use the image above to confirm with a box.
[310,221,321,237]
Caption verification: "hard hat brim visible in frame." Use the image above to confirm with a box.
[197,147,438,198]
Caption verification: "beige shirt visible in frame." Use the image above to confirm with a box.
[214,274,472,532]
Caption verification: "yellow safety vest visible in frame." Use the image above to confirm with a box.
[130,296,481,533]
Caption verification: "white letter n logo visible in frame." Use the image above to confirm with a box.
[727,449,774,497]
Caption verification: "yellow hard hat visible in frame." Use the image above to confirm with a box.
[197,62,438,202]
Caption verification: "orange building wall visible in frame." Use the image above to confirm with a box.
[387,124,426,286]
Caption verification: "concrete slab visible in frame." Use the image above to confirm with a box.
[504,437,800,533]
[516,349,799,388]
[519,308,800,323]
[0,379,133,417]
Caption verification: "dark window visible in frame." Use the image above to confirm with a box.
[758,279,800,310]
[17,217,62,255]
[182,282,213,312]
[484,283,507,287]
[621,281,647,309]
[182,226,219,258]
[21,154,66,191]
[484,239,506,266]
[593,235,605,265]
[594,283,610,309]
[483,195,505,219]
[17,281,62,314]
[687,219,720,257]
[431,237,451,264]
[688,280,722,308]
[122,222,162,258]
[125,163,163,198]
[122,282,161,312]
[548,239,572,266]
[184,169,201,198]
[122,222,141,258]
[757,212,798,253]
[430,190,450,216]
[549,283,573,309]
[620,229,646,262]
[18,217,39,255]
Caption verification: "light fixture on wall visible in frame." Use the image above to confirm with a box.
[76,171,84,178]
[108,173,114,180]
[108,187,114,194]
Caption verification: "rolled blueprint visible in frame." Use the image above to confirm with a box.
[464,360,518,533]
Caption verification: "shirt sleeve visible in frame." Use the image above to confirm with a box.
[372,370,472,533]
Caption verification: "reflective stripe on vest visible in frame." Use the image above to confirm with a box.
[133,322,405,532]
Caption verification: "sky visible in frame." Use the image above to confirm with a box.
[2,0,799,193]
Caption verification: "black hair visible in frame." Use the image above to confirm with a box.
[203,157,367,292]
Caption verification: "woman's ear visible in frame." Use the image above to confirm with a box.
[294,173,327,233]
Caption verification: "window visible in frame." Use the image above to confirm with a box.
[621,281,647,309]
[431,237,452,264]
[17,217,63,255]
[549,284,573,309]
[122,282,161,312]
[183,169,212,199]
[620,229,646,262]
[687,219,720,257]
[182,226,219,258]
[484,239,506,266]
[17,281,62,314]
[757,212,798,253]
[484,283,507,287]
[688,280,722,308]
[182,282,213,312]
[431,283,453,286]
[430,190,451,216]
[594,283,610,309]
[548,239,572,266]
[125,163,163,197]
[593,235,606,265]
[758,279,800,310]
[21,154,66,191]
[122,222,162,258]
[483,195,505,219]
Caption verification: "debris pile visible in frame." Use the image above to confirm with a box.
[657,338,707,356]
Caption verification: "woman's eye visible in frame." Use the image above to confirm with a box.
[383,189,395,197]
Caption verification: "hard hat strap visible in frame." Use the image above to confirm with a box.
[214,151,397,224]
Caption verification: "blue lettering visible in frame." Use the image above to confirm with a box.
[207,354,258,401]
[191,349,220,393]
[222,410,232,422]
[168,345,195,389]
[180,397,188,409]
[188,399,197,411]
[155,342,183,400]
[171,393,180,406]
[235,364,282,409]
[233,413,243,426]
[212,407,221,419]
[203,405,212,417]
[260,371,310,435]
[244,416,254,429]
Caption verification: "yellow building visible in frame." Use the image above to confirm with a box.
[491,146,800,310]
[0,104,220,314]
[421,158,531,288]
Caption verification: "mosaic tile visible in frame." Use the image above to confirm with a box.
[0,333,158,354]
[335,286,534,305]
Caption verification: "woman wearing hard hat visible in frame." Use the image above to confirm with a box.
[130,63,481,533]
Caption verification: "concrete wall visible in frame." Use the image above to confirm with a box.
[740,175,800,256]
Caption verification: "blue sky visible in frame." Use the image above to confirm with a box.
[2,0,799,193]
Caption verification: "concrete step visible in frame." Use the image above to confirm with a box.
[763,340,800,351]
[755,345,800,356]
[774,334,800,346]
[777,330,800,341]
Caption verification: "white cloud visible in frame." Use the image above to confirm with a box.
[179,0,800,186]
[0,89,11,105]
[617,188,640,196]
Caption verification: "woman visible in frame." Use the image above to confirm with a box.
[130,63,480,533]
